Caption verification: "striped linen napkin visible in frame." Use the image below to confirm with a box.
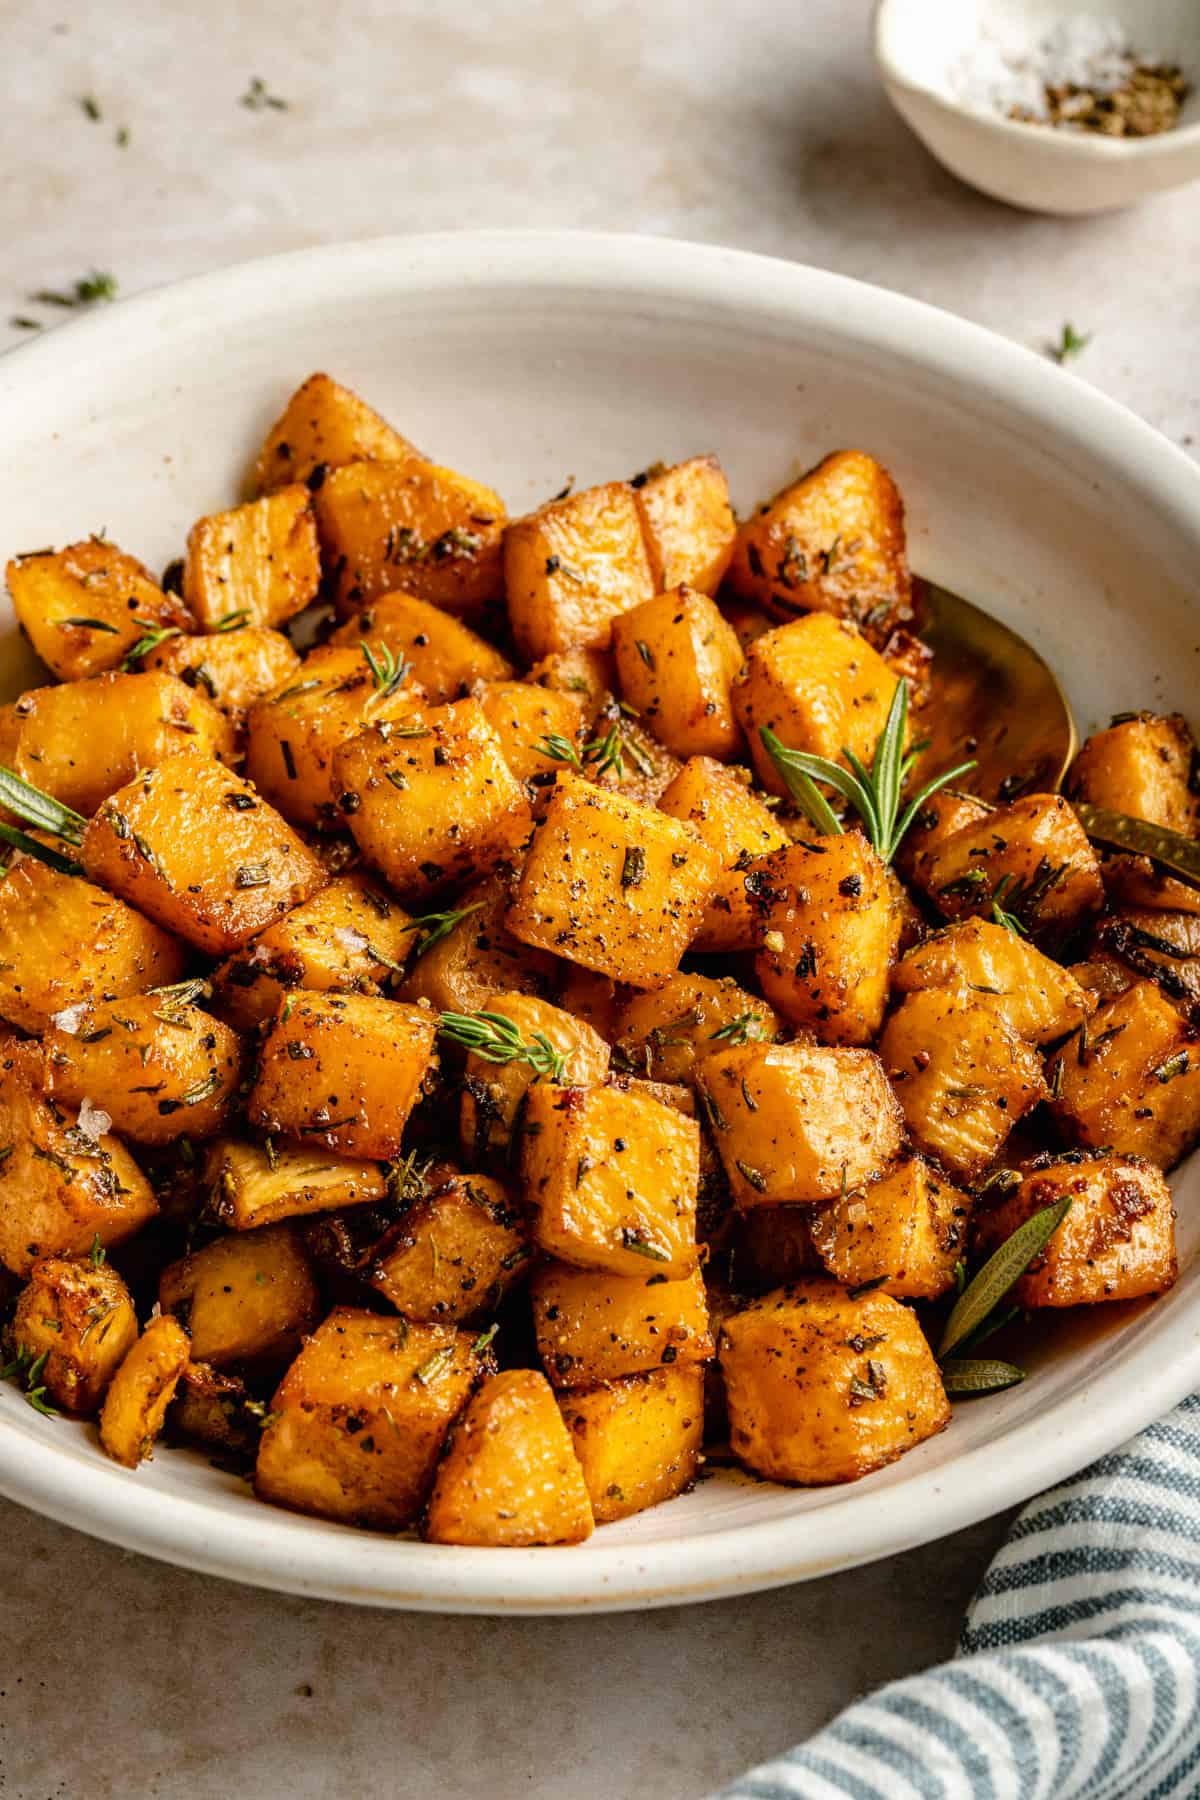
[714,1393,1200,1800]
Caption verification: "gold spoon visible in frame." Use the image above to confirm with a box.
[921,580,1200,889]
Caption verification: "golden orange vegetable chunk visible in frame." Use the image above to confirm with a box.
[531,1261,712,1387]
[504,480,655,661]
[183,486,321,630]
[6,538,192,681]
[254,370,421,493]
[11,1255,138,1414]
[807,1153,971,1301]
[611,586,744,761]
[159,1224,320,1370]
[633,454,737,596]
[1049,980,1200,1169]
[99,1315,191,1468]
[558,1365,705,1523]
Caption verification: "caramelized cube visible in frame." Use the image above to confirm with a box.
[184,486,320,630]
[532,1261,712,1387]
[632,454,737,596]
[330,591,513,700]
[504,481,655,661]
[159,1224,320,1368]
[254,370,421,493]
[613,973,780,1085]
[397,873,556,1014]
[475,680,586,786]
[658,757,790,953]
[808,1153,970,1300]
[558,1365,705,1522]
[892,916,1096,1044]
[11,1255,138,1413]
[369,1166,528,1323]
[1067,712,1198,836]
[611,586,744,760]
[459,992,610,1161]
[1049,980,1200,1169]
[919,794,1104,943]
[206,1137,387,1231]
[142,624,301,721]
[6,538,191,681]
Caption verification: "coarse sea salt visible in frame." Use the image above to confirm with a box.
[949,15,1152,121]
[76,1097,113,1142]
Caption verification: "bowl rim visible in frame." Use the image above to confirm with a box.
[873,0,1200,162]
[2,227,1200,1613]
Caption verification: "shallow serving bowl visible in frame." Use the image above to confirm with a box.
[1,230,1199,1613]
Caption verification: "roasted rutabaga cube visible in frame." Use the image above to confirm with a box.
[333,697,531,897]
[917,794,1104,943]
[973,1153,1177,1306]
[10,669,234,815]
[697,1040,904,1205]
[733,615,899,796]
[42,991,243,1145]
[330,591,514,700]
[206,1136,388,1231]
[314,457,507,619]
[159,1224,320,1369]
[10,1255,138,1413]
[612,974,781,1086]
[719,1278,950,1485]
[140,624,301,722]
[1091,906,1200,1013]
[726,450,913,634]
[878,989,1046,1182]
[522,1081,700,1278]
[657,756,790,954]
[6,537,193,681]
[183,486,321,630]
[891,916,1095,1045]
[734,1205,823,1287]
[254,370,421,493]
[397,873,557,1015]
[558,1364,705,1523]
[0,1039,158,1276]
[807,1152,971,1301]
[503,480,656,662]
[1066,711,1199,836]
[247,992,438,1159]
[473,681,586,787]
[255,1307,489,1529]
[98,1315,191,1468]
[632,455,737,597]
[81,753,326,956]
[459,992,610,1161]
[0,857,185,1035]
[753,833,900,1046]
[531,1261,712,1387]
[610,586,744,761]
[368,1165,529,1323]
[424,1369,595,1547]
[1048,980,1200,1169]
[505,771,719,988]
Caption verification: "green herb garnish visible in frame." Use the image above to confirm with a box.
[401,900,486,958]
[438,1010,567,1082]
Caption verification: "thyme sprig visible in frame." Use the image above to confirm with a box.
[0,1344,59,1416]
[534,719,655,781]
[400,900,486,958]
[360,640,410,701]
[761,680,976,865]
[438,1010,567,1082]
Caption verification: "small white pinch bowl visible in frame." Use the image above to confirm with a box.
[1,231,1200,1613]
[874,0,1200,213]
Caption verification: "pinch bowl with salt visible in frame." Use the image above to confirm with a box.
[874,0,1200,212]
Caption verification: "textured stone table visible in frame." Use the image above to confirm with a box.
[1,1,1196,1795]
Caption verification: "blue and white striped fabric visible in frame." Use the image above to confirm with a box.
[714,1394,1200,1800]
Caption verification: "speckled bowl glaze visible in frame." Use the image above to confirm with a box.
[1,231,1199,1612]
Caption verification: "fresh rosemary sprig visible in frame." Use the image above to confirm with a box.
[533,719,654,781]
[360,640,410,701]
[708,1011,768,1046]
[0,1344,59,1416]
[0,767,86,845]
[936,1195,1073,1394]
[760,680,976,865]
[438,1010,567,1082]
[400,900,486,958]
[987,863,1068,936]
[122,617,184,668]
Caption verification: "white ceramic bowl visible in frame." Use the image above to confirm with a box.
[875,0,1200,213]
[2,231,1200,1614]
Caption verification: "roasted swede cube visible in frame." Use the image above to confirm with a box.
[141,623,301,720]
[891,917,1095,1045]
[531,1262,712,1387]
[528,645,615,729]
[81,753,326,955]
[506,772,719,989]
[6,538,192,681]
[424,1369,595,1546]
[1067,712,1198,836]
[333,698,531,898]
[754,833,899,1045]
[807,1152,970,1301]
[207,1136,387,1231]
[159,1224,320,1369]
[183,486,320,630]
[459,992,610,1161]
[733,615,898,796]
[558,1365,705,1523]
[613,974,780,1086]
[892,787,992,889]
[11,670,234,815]
[476,681,586,788]
[98,1314,190,1468]
[1048,980,1200,1169]
[398,873,556,1014]
[973,1153,1177,1305]
[610,586,744,761]
[719,1278,949,1485]
[0,857,185,1034]
[0,1040,157,1276]
[733,1206,822,1288]
[879,990,1046,1182]
[244,645,425,830]
[212,872,414,1030]
[314,458,506,618]
[632,454,737,596]
[919,794,1104,943]
[254,370,421,493]
[10,1255,138,1413]
[698,1041,904,1205]
[1090,908,1200,1012]
[42,991,242,1145]
[255,1307,485,1529]
[330,591,514,700]
[727,450,912,633]
[522,1081,700,1278]
[504,480,656,661]
[658,756,790,953]
[248,992,438,1159]
[369,1166,528,1323]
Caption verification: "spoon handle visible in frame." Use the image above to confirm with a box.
[1073,802,1200,891]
